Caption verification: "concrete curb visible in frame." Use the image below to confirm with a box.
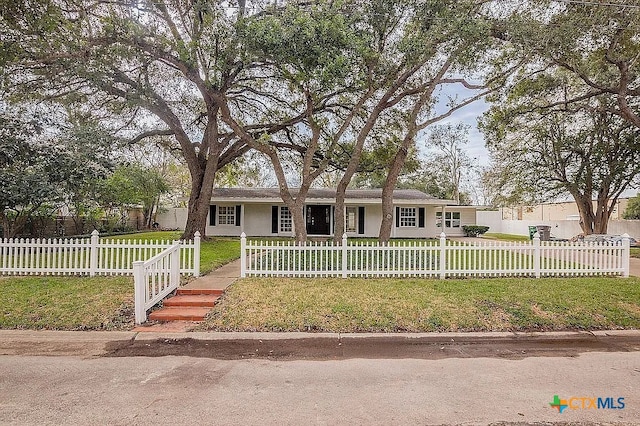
[2,329,639,356]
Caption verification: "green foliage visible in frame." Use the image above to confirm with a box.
[462,225,489,237]
[623,194,640,220]
[238,2,359,90]
[99,164,169,228]
[482,104,640,228]
[0,110,117,237]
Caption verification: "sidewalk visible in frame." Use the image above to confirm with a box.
[182,258,242,291]
[629,256,640,277]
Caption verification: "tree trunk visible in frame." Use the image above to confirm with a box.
[333,184,347,243]
[332,102,386,243]
[290,201,307,243]
[182,179,215,240]
[573,193,596,235]
[1,210,9,239]
[181,156,218,239]
[593,192,615,234]
[379,143,411,242]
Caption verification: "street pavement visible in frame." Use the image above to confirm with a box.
[0,330,639,425]
[1,351,638,425]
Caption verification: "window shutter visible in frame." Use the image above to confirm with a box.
[209,205,216,226]
[235,205,241,226]
[358,206,365,235]
[418,207,425,228]
[395,207,400,228]
[271,206,278,233]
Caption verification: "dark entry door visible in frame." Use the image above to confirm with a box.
[306,205,331,235]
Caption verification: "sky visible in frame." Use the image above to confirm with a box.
[419,83,492,167]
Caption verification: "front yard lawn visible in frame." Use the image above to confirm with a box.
[203,276,640,332]
[110,231,241,274]
[0,232,241,330]
[0,276,133,330]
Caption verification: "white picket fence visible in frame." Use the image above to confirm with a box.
[133,243,181,324]
[0,230,201,277]
[240,233,631,278]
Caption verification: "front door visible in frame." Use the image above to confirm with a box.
[306,205,331,235]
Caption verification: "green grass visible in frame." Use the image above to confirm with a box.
[0,231,240,330]
[107,231,240,274]
[631,247,640,258]
[0,275,134,330]
[202,276,640,332]
[482,233,531,242]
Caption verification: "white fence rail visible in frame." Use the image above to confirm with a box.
[133,243,181,324]
[240,233,631,278]
[0,230,201,277]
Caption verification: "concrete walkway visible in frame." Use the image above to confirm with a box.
[181,258,242,291]
[629,257,640,277]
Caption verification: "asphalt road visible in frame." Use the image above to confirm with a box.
[1,350,638,425]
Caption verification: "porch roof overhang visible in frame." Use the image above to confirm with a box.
[209,188,455,206]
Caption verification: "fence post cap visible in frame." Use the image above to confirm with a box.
[240,232,246,238]
[621,233,630,239]
[194,231,201,237]
[91,230,99,236]
[533,232,540,239]
[439,232,446,239]
[342,233,347,239]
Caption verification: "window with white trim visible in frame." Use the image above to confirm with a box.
[218,206,235,225]
[399,207,417,227]
[436,211,461,228]
[280,206,292,232]
[345,206,357,232]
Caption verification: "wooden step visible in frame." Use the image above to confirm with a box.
[163,294,219,307]
[176,288,224,296]
[148,306,212,322]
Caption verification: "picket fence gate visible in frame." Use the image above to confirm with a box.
[133,243,182,324]
[240,232,631,279]
[0,230,201,277]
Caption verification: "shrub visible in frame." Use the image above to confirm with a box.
[462,225,489,237]
[623,194,640,219]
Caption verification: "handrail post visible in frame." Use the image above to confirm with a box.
[133,260,146,324]
[439,232,446,279]
[622,233,630,278]
[342,233,348,278]
[171,244,180,289]
[193,231,201,277]
[533,233,541,278]
[240,232,247,278]
[89,230,99,277]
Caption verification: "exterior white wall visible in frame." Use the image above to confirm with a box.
[392,205,430,239]
[205,203,242,237]
[243,204,278,237]
[475,211,640,240]
[159,203,480,239]
[156,208,188,230]
[424,206,475,238]
[476,211,502,234]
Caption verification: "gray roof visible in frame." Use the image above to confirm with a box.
[211,187,441,201]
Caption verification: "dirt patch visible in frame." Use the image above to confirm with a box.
[103,334,640,361]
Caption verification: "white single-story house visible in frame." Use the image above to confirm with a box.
[201,188,477,238]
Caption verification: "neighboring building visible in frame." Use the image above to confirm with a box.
[500,198,630,222]
[195,188,476,238]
